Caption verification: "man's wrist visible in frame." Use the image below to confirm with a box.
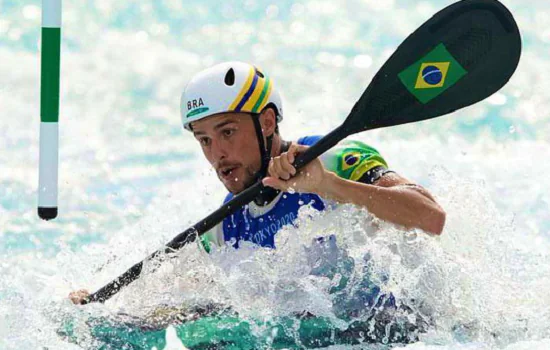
[316,171,340,199]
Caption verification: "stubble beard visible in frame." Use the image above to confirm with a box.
[224,164,258,194]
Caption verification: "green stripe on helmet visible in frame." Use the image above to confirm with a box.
[252,77,270,113]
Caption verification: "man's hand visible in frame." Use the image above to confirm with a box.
[69,289,90,305]
[262,143,329,194]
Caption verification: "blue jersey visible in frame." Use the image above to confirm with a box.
[200,135,389,251]
[220,136,325,248]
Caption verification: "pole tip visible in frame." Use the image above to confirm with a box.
[38,207,58,220]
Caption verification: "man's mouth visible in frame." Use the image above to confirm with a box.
[219,166,239,180]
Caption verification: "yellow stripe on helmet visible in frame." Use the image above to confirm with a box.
[228,66,255,111]
[242,75,266,112]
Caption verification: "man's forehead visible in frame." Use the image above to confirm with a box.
[191,113,246,132]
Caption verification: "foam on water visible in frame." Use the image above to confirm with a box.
[1,0,549,349]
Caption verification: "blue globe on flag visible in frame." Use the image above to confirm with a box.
[422,65,443,85]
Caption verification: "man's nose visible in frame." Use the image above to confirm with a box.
[211,138,228,162]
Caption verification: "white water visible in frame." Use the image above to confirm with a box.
[1,0,550,348]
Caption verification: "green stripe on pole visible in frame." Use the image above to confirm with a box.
[40,27,60,123]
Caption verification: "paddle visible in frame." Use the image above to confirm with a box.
[84,0,521,304]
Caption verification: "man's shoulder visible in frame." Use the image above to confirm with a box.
[318,137,389,183]
[296,135,381,153]
[296,135,323,146]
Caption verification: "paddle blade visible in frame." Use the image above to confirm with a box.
[345,0,521,134]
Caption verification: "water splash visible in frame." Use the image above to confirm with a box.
[1,0,549,348]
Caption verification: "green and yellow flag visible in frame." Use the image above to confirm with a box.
[398,43,467,104]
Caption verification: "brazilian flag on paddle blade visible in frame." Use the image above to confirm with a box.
[398,43,467,104]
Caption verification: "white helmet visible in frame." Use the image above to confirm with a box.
[181,61,283,131]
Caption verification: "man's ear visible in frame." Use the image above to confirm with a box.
[259,108,277,137]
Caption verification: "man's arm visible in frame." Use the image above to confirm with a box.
[319,171,446,235]
[263,143,446,236]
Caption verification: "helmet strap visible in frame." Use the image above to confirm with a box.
[251,114,279,206]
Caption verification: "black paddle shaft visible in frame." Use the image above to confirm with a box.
[85,0,521,304]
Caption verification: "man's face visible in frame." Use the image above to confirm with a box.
[191,113,261,194]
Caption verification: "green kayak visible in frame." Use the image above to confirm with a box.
[58,304,423,350]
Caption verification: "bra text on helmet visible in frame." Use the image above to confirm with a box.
[187,98,204,110]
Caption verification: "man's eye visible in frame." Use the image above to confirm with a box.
[223,129,234,137]
[199,138,211,146]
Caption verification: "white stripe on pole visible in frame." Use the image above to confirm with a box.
[42,0,62,28]
[38,122,59,207]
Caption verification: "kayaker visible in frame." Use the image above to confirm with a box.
[183,61,445,251]
[69,61,445,304]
